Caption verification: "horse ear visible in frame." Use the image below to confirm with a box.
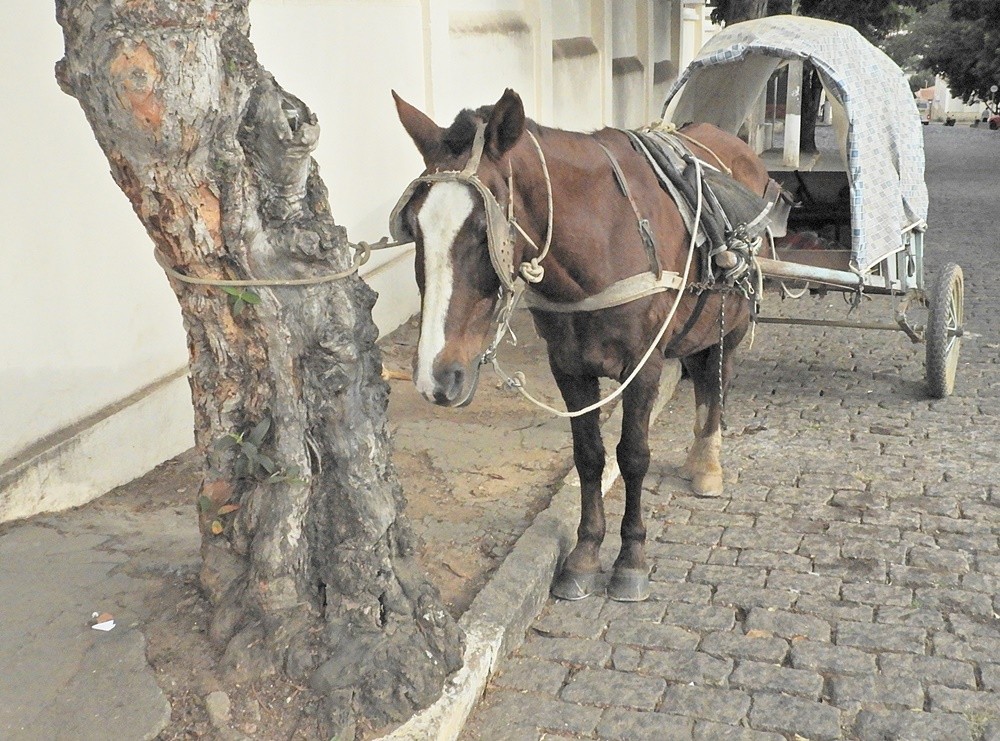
[485,88,525,159]
[393,90,443,163]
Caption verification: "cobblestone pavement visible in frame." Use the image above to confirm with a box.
[462,124,1000,740]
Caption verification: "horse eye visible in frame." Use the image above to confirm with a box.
[470,207,488,235]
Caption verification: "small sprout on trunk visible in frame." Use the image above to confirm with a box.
[221,286,261,315]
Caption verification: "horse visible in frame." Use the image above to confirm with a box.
[391,88,773,602]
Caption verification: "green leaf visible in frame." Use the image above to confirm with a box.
[213,434,239,451]
[198,495,213,513]
[247,417,271,446]
[221,286,243,298]
[241,290,261,305]
[233,297,245,316]
[257,454,276,474]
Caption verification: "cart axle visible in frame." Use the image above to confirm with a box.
[755,316,915,334]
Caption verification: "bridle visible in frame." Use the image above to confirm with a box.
[389,122,554,290]
[389,121,554,363]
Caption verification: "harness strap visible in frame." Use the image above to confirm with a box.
[522,271,684,313]
[626,132,707,251]
[661,287,712,356]
[461,123,486,177]
[597,142,662,278]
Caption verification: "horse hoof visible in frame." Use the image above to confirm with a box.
[607,568,650,602]
[691,473,723,497]
[551,569,597,601]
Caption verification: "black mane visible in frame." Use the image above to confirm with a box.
[442,106,494,155]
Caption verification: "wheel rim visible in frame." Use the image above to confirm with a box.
[943,275,963,390]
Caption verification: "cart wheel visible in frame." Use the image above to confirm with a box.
[925,263,964,398]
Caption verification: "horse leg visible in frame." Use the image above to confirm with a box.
[679,322,746,495]
[607,359,662,602]
[550,371,605,601]
[679,347,722,494]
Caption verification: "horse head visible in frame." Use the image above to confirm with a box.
[392,89,527,407]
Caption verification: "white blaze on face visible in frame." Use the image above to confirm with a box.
[415,181,475,400]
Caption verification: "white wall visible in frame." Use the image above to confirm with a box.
[1,0,716,521]
[929,76,982,122]
[0,3,192,464]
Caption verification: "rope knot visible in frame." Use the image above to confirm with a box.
[520,259,545,283]
[354,241,372,266]
[649,119,679,134]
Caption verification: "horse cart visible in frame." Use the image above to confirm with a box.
[389,15,964,602]
[661,15,964,397]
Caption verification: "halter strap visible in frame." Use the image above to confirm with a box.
[461,122,487,177]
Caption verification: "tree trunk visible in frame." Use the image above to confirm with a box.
[800,64,824,154]
[54,0,463,736]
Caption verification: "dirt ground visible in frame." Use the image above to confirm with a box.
[67,309,580,739]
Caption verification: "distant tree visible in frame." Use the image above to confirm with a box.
[711,0,923,37]
[795,0,923,41]
[710,0,770,24]
[882,1,953,71]
[883,1,1000,110]
[921,0,1000,107]
[909,70,938,92]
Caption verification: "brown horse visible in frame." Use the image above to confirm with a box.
[392,89,770,602]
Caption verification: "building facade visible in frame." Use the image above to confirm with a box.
[0,0,717,521]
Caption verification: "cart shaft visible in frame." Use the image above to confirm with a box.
[756,256,863,288]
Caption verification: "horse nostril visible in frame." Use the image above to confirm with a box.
[434,364,465,404]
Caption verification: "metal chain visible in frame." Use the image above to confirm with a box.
[718,291,726,423]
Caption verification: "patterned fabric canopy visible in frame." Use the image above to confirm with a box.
[662,15,928,273]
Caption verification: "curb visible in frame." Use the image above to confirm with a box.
[381,361,683,740]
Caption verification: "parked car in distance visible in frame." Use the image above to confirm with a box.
[916,99,931,124]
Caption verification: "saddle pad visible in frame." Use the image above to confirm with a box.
[628,130,785,243]
[701,169,775,239]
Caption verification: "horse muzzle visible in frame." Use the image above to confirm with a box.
[419,359,482,408]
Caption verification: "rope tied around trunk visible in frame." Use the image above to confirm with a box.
[152,237,409,288]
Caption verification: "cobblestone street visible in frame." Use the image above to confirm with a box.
[462,124,1000,740]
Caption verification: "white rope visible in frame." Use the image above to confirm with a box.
[152,237,407,288]
[489,156,707,418]
[647,120,733,176]
[516,130,554,284]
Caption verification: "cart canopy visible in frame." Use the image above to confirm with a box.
[662,15,928,273]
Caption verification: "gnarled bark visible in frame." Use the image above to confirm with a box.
[55,1,462,735]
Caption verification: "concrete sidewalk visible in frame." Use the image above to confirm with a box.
[0,496,198,740]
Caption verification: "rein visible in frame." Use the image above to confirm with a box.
[511,131,554,283]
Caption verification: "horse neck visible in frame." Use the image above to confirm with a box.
[508,125,618,299]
